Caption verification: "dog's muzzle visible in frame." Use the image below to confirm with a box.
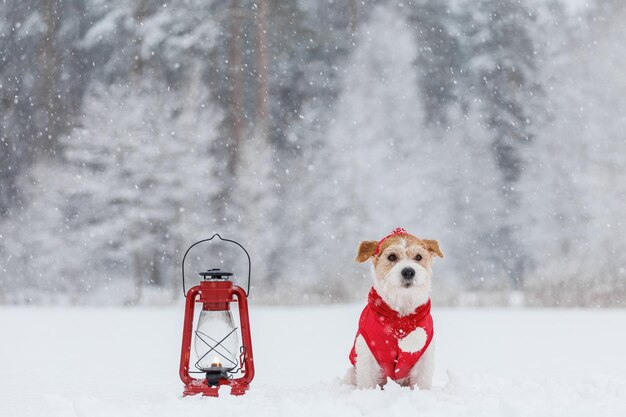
[401,267,415,287]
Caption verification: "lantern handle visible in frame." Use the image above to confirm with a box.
[181,234,252,297]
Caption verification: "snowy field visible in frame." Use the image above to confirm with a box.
[1,305,626,417]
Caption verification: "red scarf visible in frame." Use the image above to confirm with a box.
[349,288,434,381]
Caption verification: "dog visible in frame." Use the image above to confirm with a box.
[345,228,443,389]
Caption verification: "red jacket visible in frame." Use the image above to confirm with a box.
[349,288,434,381]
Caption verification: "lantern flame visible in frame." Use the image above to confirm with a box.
[211,357,221,367]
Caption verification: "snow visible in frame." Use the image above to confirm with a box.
[1,305,625,417]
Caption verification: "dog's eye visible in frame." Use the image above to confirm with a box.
[387,254,397,262]
[415,254,423,261]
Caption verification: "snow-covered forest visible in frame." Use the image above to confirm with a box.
[1,0,625,306]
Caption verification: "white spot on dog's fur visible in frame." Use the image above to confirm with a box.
[398,327,427,353]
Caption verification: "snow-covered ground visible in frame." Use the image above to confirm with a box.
[1,305,625,417]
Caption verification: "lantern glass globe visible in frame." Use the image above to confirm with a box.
[194,309,240,372]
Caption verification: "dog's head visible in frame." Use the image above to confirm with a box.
[356,229,443,315]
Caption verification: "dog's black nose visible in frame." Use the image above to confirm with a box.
[401,267,415,280]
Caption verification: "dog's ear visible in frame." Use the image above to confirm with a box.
[423,239,444,258]
[355,240,378,263]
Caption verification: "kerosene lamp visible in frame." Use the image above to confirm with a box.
[178,235,255,396]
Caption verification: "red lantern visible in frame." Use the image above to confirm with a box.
[179,235,255,397]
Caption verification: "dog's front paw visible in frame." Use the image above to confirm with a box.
[356,375,382,389]
[354,335,384,389]
[342,367,356,386]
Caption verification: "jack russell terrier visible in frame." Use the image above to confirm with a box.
[345,228,443,389]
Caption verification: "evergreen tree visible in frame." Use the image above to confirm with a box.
[3,75,221,303]
[406,0,464,126]
[461,0,544,289]
[311,4,430,298]
[0,0,91,215]
[521,1,626,306]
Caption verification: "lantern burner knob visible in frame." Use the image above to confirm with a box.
[199,268,234,280]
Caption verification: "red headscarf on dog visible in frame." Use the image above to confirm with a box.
[373,227,409,256]
[349,288,434,381]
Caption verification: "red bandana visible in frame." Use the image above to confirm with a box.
[349,288,434,381]
[373,227,410,256]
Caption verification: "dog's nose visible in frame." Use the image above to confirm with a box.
[401,267,415,280]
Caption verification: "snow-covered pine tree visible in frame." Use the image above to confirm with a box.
[406,0,464,127]
[0,0,92,216]
[309,4,436,299]
[2,73,221,304]
[521,1,626,306]
[461,0,544,290]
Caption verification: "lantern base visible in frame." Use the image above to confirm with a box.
[183,379,250,397]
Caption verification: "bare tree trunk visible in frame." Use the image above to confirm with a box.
[229,0,244,174]
[349,0,359,35]
[39,0,62,155]
[132,0,148,76]
[132,251,143,305]
[255,0,269,138]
